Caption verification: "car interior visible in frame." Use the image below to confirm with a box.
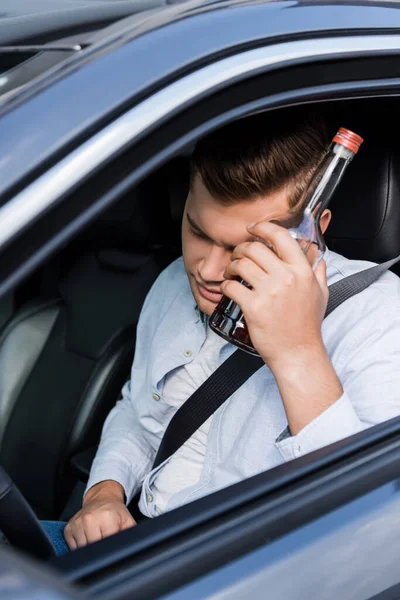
[1,95,400,567]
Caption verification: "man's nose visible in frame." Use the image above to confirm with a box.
[198,244,230,284]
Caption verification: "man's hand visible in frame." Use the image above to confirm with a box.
[64,480,136,550]
[221,220,328,365]
[221,220,343,434]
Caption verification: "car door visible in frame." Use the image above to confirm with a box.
[2,4,400,599]
[0,545,81,599]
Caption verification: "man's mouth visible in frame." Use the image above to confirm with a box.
[196,281,223,303]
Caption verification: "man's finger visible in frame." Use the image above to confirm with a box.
[64,522,88,549]
[83,522,103,545]
[313,259,329,304]
[224,258,266,289]
[230,241,284,276]
[64,527,77,551]
[247,221,309,266]
[99,517,122,540]
[314,258,327,288]
[120,517,137,530]
[220,278,252,308]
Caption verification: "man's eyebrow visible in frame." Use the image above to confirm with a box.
[186,213,209,237]
[186,213,236,251]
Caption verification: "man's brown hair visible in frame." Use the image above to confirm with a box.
[191,110,329,210]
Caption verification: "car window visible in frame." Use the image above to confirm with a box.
[2,29,400,599]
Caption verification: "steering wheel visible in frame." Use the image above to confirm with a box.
[0,466,56,559]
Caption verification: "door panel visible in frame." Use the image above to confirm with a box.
[160,482,400,600]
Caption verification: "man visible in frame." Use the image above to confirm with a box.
[64,111,400,549]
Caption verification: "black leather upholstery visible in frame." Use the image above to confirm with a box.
[0,181,178,519]
[0,248,170,518]
[0,299,60,451]
[326,132,400,263]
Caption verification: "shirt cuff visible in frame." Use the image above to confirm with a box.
[85,457,139,505]
[275,392,363,462]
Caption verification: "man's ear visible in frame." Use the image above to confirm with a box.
[319,209,332,234]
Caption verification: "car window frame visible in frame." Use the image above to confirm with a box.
[3,33,400,599]
[1,36,400,298]
[2,33,400,252]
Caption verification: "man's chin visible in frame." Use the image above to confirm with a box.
[191,284,219,316]
[194,294,217,316]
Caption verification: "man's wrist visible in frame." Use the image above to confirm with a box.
[264,339,343,436]
[84,480,125,505]
[263,337,328,378]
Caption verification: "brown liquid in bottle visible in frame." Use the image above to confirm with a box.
[209,284,258,354]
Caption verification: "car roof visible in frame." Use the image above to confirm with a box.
[0,0,165,45]
[2,0,400,46]
[2,0,399,49]
[1,0,400,203]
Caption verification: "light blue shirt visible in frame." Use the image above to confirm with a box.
[87,249,400,517]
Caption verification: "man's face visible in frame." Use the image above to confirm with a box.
[182,175,294,315]
[182,175,332,316]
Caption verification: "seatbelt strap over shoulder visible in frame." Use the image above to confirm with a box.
[325,254,400,317]
[152,255,400,469]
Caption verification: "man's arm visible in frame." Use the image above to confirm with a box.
[65,379,155,549]
[272,302,400,460]
[221,220,339,430]
[85,378,156,503]
[65,269,168,549]
[221,220,400,458]
[269,341,343,436]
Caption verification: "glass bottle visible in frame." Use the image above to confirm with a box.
[209,127,364,355]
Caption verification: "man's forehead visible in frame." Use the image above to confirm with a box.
[186,176,293,248]
[188,191,291,227]
[186,211,245,250]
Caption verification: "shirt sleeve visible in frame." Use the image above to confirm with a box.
[85,270,168,504]
[276,305,400,462]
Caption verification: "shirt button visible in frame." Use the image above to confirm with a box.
[147,493,153,503]
[184,349,192,357]
[152,393,160,401]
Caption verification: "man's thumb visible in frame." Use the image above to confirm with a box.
[314,258,327,289]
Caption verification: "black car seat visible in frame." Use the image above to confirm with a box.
[0,174,179,519]
[326,144,400,268]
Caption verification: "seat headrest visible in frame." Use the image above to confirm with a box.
[76,175,174,250]
[163,157,190,224]
[58,251,163,359]
[326,130,400,263]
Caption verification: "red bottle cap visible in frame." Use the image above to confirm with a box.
[332,128,364,154]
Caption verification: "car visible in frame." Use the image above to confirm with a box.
[1,0,400,598]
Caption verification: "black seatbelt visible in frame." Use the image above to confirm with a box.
[152,256,400,469]
[325,254,400,316]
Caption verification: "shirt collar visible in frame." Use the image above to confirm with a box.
[194,304,208,326]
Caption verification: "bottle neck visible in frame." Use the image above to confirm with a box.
[305,143,355,217]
